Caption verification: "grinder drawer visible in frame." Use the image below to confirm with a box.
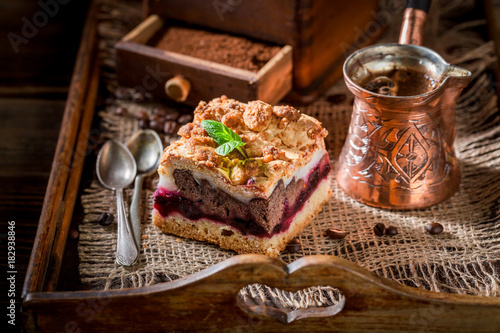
[116,15,293,106]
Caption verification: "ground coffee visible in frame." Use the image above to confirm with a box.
[150,25,281,72]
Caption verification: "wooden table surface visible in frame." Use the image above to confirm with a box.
[0,1,88,332]
[1,1,500,332]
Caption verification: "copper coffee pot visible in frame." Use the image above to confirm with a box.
[336,0,471,210]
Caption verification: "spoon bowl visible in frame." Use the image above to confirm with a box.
[127,129,164,175]
[127,130,163,250]
[96,140,138,266]
[97,140,137,189]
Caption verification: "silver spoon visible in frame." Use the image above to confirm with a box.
[96,140,138,266]
[127,130,163,251]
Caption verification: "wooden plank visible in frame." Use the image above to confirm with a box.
[122,14,164,44]
[44,56,101,292]
[0,99,66,176]
[116,41,257,105]
[0,0,89,87]
[0,86,68,98]
[143,45,256,81]
[145,0,297,45]
[21,0,98,303]
[0,99,65,318]
[253,45,293,104]
[23,255,500,332]
[292,0,381,90]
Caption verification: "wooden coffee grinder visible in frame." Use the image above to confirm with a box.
[116,0,382,105]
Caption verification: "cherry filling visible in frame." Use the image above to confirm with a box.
[154,155,331,238]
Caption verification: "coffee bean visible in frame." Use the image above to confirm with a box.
[386,225,398,236]
[155,272,171,283]
[69,228,79,240]
[153,107,168,117]
[97,212,107,225]
[221,229,234,236]
[373,223,386,236]
[114,87,129,100]
[326,93,347,104]
[325,228,348,239]
[114,106,128,116]
[426,222,444,235]
[138,119,149,129]
[97,212,114,226]
[133,109,149,121]
[150,113,166,123]
[163,120,179,135]
[164,110,180,121]
[178,114,193,124]
[149,119,165,132]
[132,91,145,103]
[286,238,302,253]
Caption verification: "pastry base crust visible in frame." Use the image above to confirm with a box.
[153,178,332,257]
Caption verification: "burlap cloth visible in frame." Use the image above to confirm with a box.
[78,0,500,297]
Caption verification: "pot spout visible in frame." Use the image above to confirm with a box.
[443,65,472,88]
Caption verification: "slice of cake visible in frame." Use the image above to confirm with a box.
[153,96,332,257]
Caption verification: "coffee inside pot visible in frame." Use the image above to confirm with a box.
[358,66,440,97]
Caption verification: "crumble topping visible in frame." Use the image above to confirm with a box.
[159,96,329,195]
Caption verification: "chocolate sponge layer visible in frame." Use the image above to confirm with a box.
[173,169,288,234]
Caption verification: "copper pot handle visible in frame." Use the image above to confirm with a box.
[399,0,432,46]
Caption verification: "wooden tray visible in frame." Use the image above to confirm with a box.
[22,1,500,332]
[116,15,292,106]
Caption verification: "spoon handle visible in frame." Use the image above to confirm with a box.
[116,188,138,266]
[130,174,145,251]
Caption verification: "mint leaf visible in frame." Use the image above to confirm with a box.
[201,120,239,145]
[215,141,245,156]
[201,120,247,158]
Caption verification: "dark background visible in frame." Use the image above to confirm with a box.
[0,1,89,332]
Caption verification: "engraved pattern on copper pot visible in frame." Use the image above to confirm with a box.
[337,44,471,209]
